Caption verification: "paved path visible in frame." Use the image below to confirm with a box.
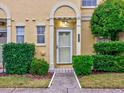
[50,72,79,89]
[0,88,124,93]
[0,72,124,93]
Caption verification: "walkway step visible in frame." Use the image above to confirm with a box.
[54,68,74,73]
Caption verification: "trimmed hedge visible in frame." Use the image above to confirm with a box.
[3,43,35,75]
[73,56,93,76]
[30,58,49,76]
[93,55,124,72]
[94,41,124,55]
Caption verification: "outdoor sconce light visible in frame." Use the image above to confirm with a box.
[61,20,69,27]
[11,19,15,22]
[25,18,29,21]
[32,18,36,21]
[41,51,46,56]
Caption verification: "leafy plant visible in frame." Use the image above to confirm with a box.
[30,58,49,76]
[91,0,124,40]
[3,43,35,75]
[73,56,93,76]
[93,55,124,72]
[94,41,124,55]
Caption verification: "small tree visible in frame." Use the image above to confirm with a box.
[91,0,124,41]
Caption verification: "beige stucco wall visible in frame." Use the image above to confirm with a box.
[81,21,95,55]
[0,0,106,67]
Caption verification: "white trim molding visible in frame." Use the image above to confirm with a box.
[0,3,11,43]
[16,23,25,26]
[82,6,96,9]
[49,1,81,69]
[50,1,81,19]
[35,43,46,47]
[82,15,92,21]
[36,22,46,26]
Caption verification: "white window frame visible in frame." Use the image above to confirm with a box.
[81,0,99,9]
[36,25,46,46]
[16,26,25,43]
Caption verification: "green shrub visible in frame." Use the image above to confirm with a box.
[30,58,49,76]
[91,0,124,40]
[94,41,124,55]
[73,55,93,76]
[3,43,35,75]
[93,55,124,72]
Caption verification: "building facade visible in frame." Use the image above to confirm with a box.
[0,0,105,69]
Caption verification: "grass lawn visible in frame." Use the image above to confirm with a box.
[0,74,52,88]
[79,73,124,89]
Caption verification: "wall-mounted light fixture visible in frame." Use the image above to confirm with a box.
[25,18,29,21]
[32,18,36,21]
[11,19,15,22]
[41,51,46,56]
[60,20,69,27]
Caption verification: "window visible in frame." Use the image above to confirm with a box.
[16,26,24,43]
[82,0,97,7]
[37,26,45,44]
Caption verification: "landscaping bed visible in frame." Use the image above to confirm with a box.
[0,43,52,88]
[79,73,124,89]
[73,0,124,89]
[0,73,53,88]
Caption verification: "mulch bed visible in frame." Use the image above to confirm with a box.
[0,67,3,69]
[0,72,53,80]
[92,70,124,75]
[92,70,111,75]
[78,70,123,79]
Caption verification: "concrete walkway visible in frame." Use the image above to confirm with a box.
[0,88,124,93]
[50,72,79,89]
[0,72,124,93]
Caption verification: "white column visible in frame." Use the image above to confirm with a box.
[50,18,54,70]
[76,18,81,55]
[7,18,11,43]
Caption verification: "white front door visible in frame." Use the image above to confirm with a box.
[56,29,72,64]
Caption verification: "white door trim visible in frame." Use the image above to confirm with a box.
[56,29,72,64]
[49,1,81,69]
[0,3,11,43]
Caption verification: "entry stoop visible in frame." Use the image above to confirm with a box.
[49,68,74,73]
[54,68,74,73]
